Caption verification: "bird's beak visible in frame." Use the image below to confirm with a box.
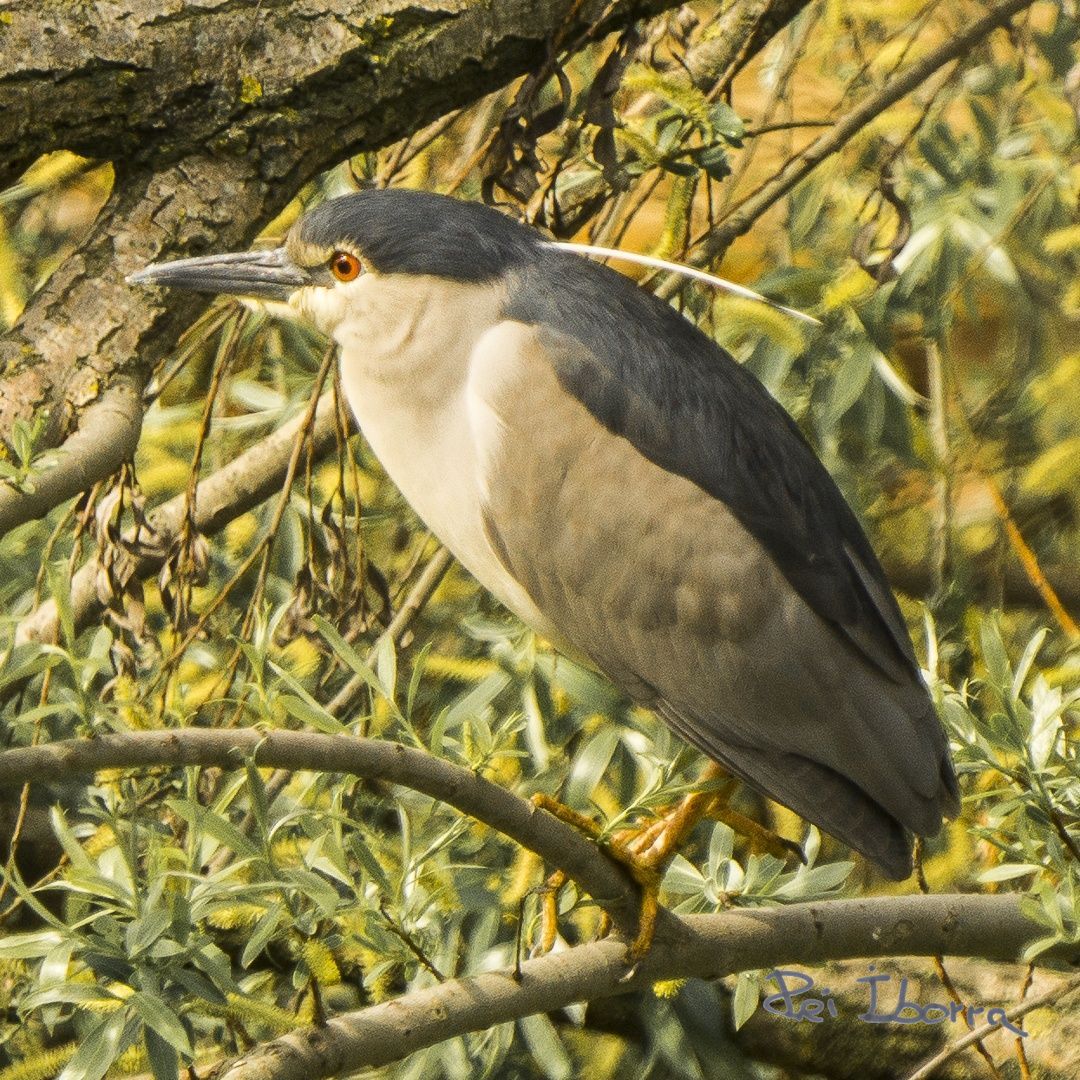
[127,246,312,301]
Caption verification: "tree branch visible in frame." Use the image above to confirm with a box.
[0,0,684,190]
[209,894,1076,1079]
[904,976,1080,1080]
[0,157,273,519]
[0,728,642,937]
[1,735,1075,1077]
[0,376,143,541]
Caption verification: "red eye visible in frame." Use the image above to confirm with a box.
[330,251,362,282]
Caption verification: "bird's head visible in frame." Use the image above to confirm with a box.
[128,190,544,338]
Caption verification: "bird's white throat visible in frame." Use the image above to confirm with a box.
[301,272,557,639]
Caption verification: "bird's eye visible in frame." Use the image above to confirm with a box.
[330,251,362,282]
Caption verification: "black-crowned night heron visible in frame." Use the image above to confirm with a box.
[132,189,960,927]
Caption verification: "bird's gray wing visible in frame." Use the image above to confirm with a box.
[505,253,920,687]
[469,317,957,878]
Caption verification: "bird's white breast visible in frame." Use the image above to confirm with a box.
[306,272,558,639]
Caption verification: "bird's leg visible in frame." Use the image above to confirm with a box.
[529,795,604,956]
[608,765,804,957]
[530,773,722,961]
[622,768,804,864]
[606,772,725,960]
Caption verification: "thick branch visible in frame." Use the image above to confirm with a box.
[0,157,273,518]
[0,728,642,936]
[0,0,680,190]
[211,894,1076,1079]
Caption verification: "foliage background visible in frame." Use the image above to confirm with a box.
[1,1,1079,1078]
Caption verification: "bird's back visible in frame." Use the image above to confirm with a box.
[473,245,960,876]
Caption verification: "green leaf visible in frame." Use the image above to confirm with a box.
[125,907,173,958]
[1011,628,1048,702]
[0,928,64,959]
[46,559,76,647]
[708,100,744,142]
[660,156,699,177]
[518,1013,573,1080]
[440,670,512,738]
[313,614,399,713]
[375,633,398,704]
[564,726,620,807]
[245,760,270,840]
[822,341,873,428]
[144,1026,180,1080]
[695,143,731,181]
[1020,437,1080,499]
[345,832,392,893]
[165,798,260,860]
[733,969,761,1030]
[979,617,1012,690]
[241,902,285,968]
[977,862,1042,883]
[131,991,193,1055]
[660,854,706,897]
[58,1012,129,1080]
[277,688,346,734]
[12,417,33,466]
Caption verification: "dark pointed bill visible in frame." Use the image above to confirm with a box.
[127,247,311,301]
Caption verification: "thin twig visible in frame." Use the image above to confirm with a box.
[986,482,1080,642]
[658,0,1039,291]
[324,545,454,724]
[157,346,337,679]
[903,977,1080,1080]
[15,393,338,646]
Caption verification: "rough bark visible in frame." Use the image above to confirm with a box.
[1,0,650,190]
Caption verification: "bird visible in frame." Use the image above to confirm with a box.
[131,188,960,893]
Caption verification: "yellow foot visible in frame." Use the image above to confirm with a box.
[530,764,804,962]
[530,786,709,961]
